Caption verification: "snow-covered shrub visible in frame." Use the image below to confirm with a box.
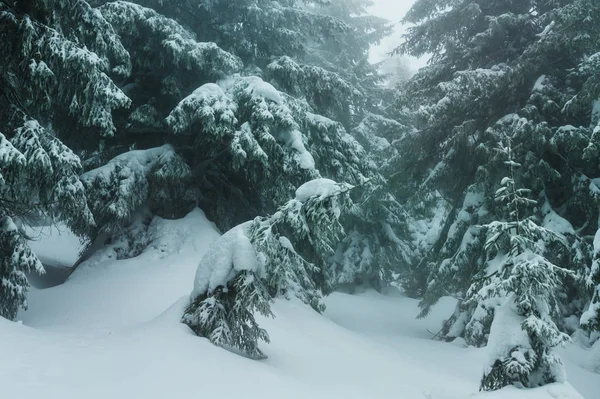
[82,145,195,239]
[182,178,352,358]
[182,222,273,359]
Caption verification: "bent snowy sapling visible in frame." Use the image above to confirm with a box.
[182,178,353,358]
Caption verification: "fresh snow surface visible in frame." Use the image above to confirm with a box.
[2,208,597,399]
[190,221,262,299]
[24,223,82,267]
[295,178,351,202]
[533,75,548,92]
[243,76,283,104]
[285,129,316,170]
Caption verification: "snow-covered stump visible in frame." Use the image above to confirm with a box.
[182,178,353,358]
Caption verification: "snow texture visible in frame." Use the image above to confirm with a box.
[244,77,283,104]
[190,222,263,299]
[484,296,532,375]
[285,129,315,170]
[1,209,595,399]
[294,178,351,202]
[24,223,82,268]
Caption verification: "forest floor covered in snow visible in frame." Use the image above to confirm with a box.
[1,209,598,399]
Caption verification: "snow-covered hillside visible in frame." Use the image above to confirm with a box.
[1,210,597,399]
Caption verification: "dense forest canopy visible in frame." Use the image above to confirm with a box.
[1,0,599,393]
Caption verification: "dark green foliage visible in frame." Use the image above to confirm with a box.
[182,178,353,358]
[388,0,600,349]
[182,271,273,360]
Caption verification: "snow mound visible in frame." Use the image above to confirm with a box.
[484,296,532,376]
[533,75,548,92]
[542,202,575,236]
[18,208,220,330]
[4,209,596,399]
[285,129,315,170]
[244,77,283,104]
[190,221,263,299]
[190,82,224,97]
[295,178,352,202]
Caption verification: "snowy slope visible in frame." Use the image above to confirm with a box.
[1,209,597,399]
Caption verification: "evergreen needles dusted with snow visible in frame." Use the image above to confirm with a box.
[0,210,45,320]
[182,179,352,358]
[472,138,573,390]
[81,145,194,236]
[391,0,600,354]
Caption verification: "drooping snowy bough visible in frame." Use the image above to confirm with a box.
[182,178,352,358]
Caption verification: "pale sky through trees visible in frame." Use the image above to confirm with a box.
[368,0,429,70]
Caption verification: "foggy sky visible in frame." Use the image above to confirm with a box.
[368,0,429,70]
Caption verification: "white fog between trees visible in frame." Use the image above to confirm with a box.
[0,1,599,398]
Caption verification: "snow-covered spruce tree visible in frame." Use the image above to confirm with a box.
[416,115,591,345]
[182,179,353,358]
[0,0,131,224]
[264,0,394,127]
[472,139,573,390]
[264,1,412,291]
[165,75,372,229]
[391,0,600,337]
[94,0,242,155]
[94,0,391,130]
[111,0,348,68]
[1,0,131,141]
[92,1,375,229]
[0,208,45,320]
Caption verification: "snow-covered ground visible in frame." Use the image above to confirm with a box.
[2,209,597,398]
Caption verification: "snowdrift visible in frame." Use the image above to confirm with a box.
[0,209,595,399]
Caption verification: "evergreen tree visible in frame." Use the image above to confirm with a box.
[89,0,377,236]
[474,138,572,390]
[0,0,132,317]
[392,0,600,341]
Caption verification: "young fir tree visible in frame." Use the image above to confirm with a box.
[182,179,353,358]
[473,138,572,390]
[391,0,600,338]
